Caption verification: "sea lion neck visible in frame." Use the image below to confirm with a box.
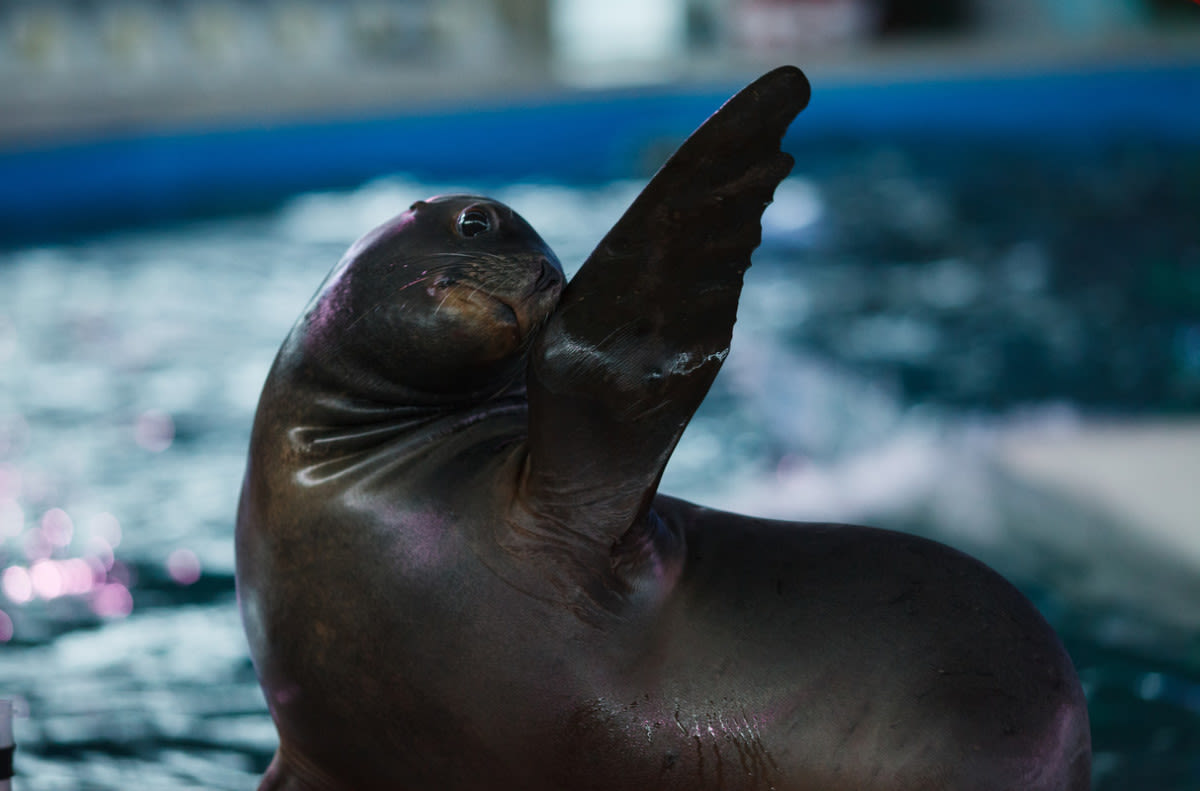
[275,319,532,417]
[257,326,531,476]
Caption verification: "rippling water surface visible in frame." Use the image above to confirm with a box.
[1,143,1199,789]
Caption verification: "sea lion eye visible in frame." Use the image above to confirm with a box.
[457,208,493,238]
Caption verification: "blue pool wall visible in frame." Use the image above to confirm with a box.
[1,60,1198,245]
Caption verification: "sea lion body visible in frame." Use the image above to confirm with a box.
[237,67,1090,790]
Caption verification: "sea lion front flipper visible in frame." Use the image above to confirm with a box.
[522,66,810,546]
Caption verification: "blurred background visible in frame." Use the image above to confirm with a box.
[1,1,1199,789]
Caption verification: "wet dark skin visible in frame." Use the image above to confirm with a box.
[236,67,1091,791]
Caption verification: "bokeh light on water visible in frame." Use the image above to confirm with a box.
[0,142,1197,787]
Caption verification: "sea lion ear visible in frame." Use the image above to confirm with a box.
[522,66,809,547]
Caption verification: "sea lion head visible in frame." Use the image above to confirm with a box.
[296,194,564,400]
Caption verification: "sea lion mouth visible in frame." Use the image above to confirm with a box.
[445,285,520,328]
[492,298,521,330]
[498,293,546,341]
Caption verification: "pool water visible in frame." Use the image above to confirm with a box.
[1,142,1198,789]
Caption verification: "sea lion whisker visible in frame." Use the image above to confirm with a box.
[424,251,479,260]
[345,275,438,331]
[330,301,387,344]
[432,290,454,317]
[395,275,434,292]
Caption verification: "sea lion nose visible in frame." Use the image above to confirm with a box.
[533,257,562,293]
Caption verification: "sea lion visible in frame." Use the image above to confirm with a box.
[236,66,1091,791]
